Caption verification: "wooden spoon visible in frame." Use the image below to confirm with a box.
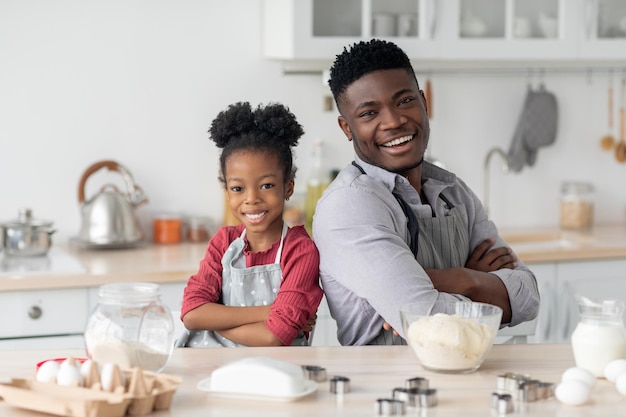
[424,78,433,119]
[615,78,626,163]
[600,84,615,151]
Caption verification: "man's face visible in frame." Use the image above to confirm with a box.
[337,68,429,175]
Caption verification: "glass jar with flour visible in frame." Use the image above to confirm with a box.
[84,282,174,372]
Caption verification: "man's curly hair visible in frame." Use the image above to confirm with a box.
[329,39,417,107]
[209,101,304,187]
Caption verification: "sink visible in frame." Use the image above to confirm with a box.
[502,230,595,252]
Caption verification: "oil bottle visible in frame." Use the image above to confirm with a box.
[304,139,329,235]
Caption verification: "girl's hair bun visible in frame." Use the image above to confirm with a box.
[209,102,256,148]
[209,101,303,149]
[253,103,303,148]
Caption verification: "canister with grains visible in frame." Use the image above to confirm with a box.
[560,182,594,230]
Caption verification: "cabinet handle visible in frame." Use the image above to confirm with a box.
[28,305,42,320]
[429,0,438,39]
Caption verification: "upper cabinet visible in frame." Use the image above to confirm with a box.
[262,0,626,63]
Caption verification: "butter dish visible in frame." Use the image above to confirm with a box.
[197,356,317,401]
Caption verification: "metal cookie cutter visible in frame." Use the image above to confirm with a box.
[536,381,555,400]
[417,388,438,408]
[405,377,429,390]
[517,379,540,402]
[301,365,327,382]
[375,398,406,415]
[392,387,420,407]
[496,372,531,393]
[330,376,350,394]
[491,392,513,414]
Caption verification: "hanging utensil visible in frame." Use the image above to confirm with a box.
[600,77,616,151]
[424,77,433,119]
[615,78,626,163]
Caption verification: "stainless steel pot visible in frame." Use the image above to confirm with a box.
[1,208,56,257]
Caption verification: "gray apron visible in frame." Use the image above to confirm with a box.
[180,223,308,347]
[370,199,470,345]
[349,162,470,345]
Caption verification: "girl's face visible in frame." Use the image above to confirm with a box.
[224,149,294,242]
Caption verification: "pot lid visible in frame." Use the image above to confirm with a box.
[1,208,53,228]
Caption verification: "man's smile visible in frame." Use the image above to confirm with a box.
[381,134,413,148]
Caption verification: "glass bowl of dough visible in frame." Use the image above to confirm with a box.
[400,301,502,374]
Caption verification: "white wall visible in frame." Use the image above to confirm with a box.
[1,0,625,244]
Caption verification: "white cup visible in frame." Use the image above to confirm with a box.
[397,13,417,37]
[373,13,396,37]
[514,17,532,38]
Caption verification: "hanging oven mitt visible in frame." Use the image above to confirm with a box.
[521,83,558,167]
[507,84,558,172]
[507,87,533,172]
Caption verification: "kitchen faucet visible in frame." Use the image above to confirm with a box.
[482,147,509,217]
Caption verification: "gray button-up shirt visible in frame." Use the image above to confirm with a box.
[312,155,540,345]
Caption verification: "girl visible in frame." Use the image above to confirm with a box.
[179,102,323,347]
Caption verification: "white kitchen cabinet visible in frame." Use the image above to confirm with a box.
[0,288,89,350]
[524,258,626,344]
[262,0,624,63]
[577,0,626,59]
[525,263,558,344]
[556,259,626,343]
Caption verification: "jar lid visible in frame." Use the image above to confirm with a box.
[561,182,594,194]
[1,208,53,228]
[98,282,161,303]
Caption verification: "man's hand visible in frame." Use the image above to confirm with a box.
[303,313,317,333]
[382,322,400,336]
[465,238,517,272]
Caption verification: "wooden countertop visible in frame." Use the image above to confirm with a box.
[0,344,623,416]
[500,224,626,264]
[1,224,625,292]
[0,242,206,292]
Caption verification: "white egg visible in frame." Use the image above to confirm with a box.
[56,360,82,387]
[616,373,626,396]
[555,380,591,406]
[100,362,126,392]
[36,360,60,383]
[604,359,626,383]
[80,360,99,378]
[562,367,596,388]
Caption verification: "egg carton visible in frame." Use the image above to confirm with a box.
[0,366,181,417]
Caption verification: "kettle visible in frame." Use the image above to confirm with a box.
[77,160,148,246]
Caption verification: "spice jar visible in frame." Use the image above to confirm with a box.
[84,282,175,372]
[153,213,182,244]
[184,215,213,243]
[560,182,594,230]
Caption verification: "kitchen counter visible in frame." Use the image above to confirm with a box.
[0,242,206,292]
[0,344,623,416]
[1,225,626,292]
[501,224,626,264]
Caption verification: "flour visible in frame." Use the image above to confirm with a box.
[407,313,494,371]
[84,331,170,372]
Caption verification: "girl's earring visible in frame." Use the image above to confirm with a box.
[286,197,290,201]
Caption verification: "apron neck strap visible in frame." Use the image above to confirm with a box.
[239,222,288,264]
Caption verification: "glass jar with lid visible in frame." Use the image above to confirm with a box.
[560,182,594,230]
[84,282,174,372]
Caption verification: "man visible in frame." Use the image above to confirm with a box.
[312,39,539,345]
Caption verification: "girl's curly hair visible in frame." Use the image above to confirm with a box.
[209,101,304,186]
